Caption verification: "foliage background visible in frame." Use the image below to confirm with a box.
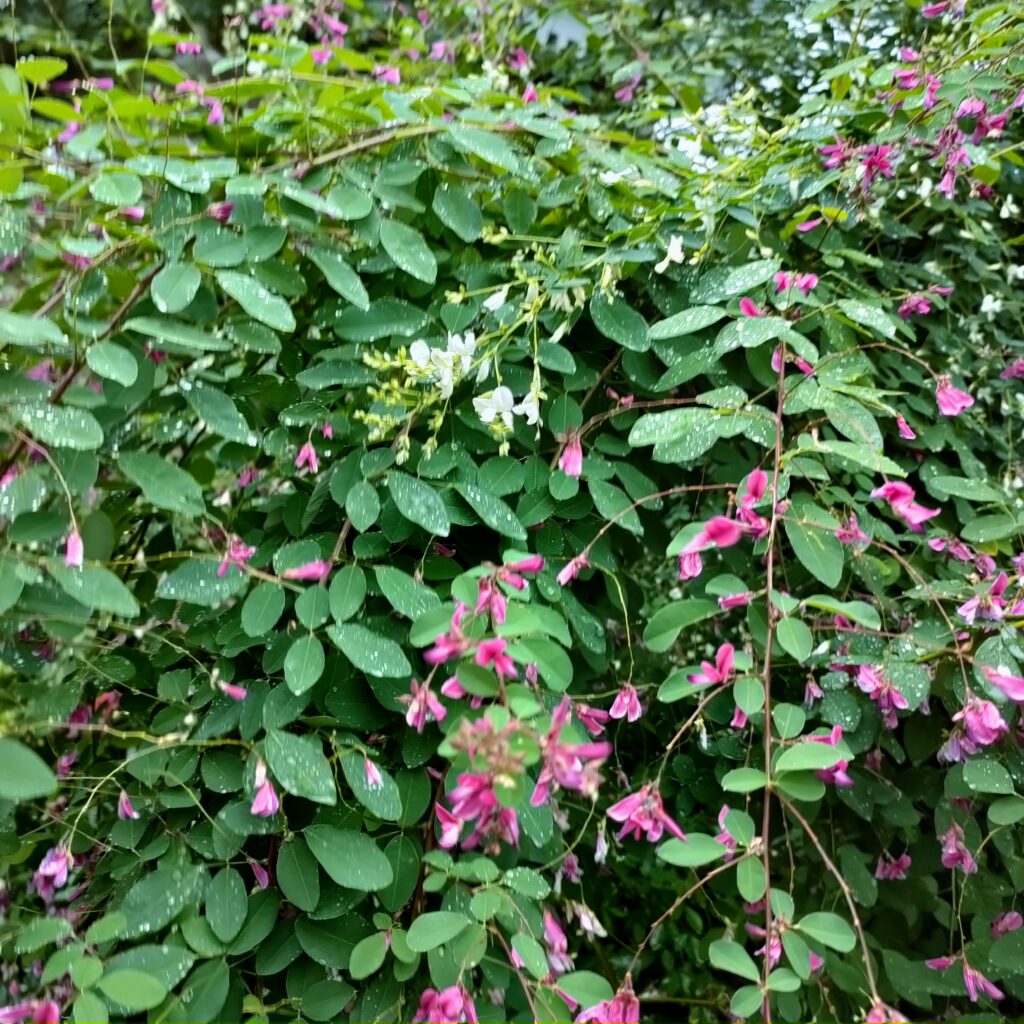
[0,0,1023,1022]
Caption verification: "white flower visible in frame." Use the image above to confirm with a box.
[513,390,541,426]
[655,235,685,274]
[482,287,509,312]
[430,349,456,398]
[447,331,476,375]
[980,294,1003,320]
[409,339,432,370]
[473,386,516,429]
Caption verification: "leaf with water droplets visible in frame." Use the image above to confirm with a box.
[306,247,370,310]
[649,305,726,340]
[17,404,103,450]
[341,751,403,822]
[156,558,247,606]
[388,471,450,537]
[627,408,717,460]
[375,566,441,619]
[379,220,437,284]
[48,561,139,618]
[0,310,68,350]
[86,341,137,386]
[119,865,204,938]
[305,825,394,891]
[589,294,649,351]
[432,183,483,243]
[284,635,325,695]
[456,481,526,541]
[151,262,201,314]
[125,315,233,353]
[181,380,255,445]
[264,728,336,804]
[216,270,296,333]
[119,451,204,516]
[328,623,412,678]
[836,299,897,339]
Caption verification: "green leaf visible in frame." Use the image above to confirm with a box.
[206,868,247,943]
[796,911,856,952]
[152,262,202,314]
[772,703,807,740]
[557,972,615,1010]
[988,795,1024,826]
[96,969,167,1011]
[73,993,108,1024]
[349,933,389,980]
[86,342,138,386]
[734,677,765,716]
[329,565,366,623]
[512,932,549,980]
[649,306,726,340]
[775,741,842,774]
[241,583,285,637]
[737,857,768,902]
[930,475,1004,503]
[0,310,67,350]
[341,751,403,821]
[15,916,72,953]
[346,481,381,532]
[447,124,523,174]
[406,911,471,952]
[784,509,843,587]
[643,600,717,653]
[432,184,483,243]
[375,566,441,619]
[307,247,370,310]
[379,220,437,284]
[963,758,1014,795]
[47,563,140,618]
[181,381,254,444]
[837,299,897,339]
[455,481,527,541]
[722,767,768,793]
[125,315,233,353]
[657,834,727,868]
[277,836,320,912]
[156,558,247,606]
[284,635,326,695]
[589,480,642,536]
[120,865,204,938]
[118,452,204,516]
[328,623,412,679]
[0,738,58,802]
[801,596,880,630]
[776,617,813,662]
[589,294,649,351]
[304,825,394,891]
[388,471,451,536]
[264,729,336,804]
[216,270,296,332]
[16,404,103,450]
[16,56,69,84]
[709,939,761,982]
[90,171,143,206]
[962,515,1022,544]
[172,959,229,1022]
[508,636,573,691]
[730,985,763,1019]
[627,407,717,451]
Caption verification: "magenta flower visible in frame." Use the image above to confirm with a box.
[738,296,764,317]
[870,481,940,532]
[939,823,977,873]
[875,853,911,880]
[175,80,204,95]
[982,665,1024,702]
[899,294,932,318]
[474,637,517,680]
[250,759,280,817]
[935,376,974,417]
[30,846,74,902]
[120,205,145,221]
[363,758,383,790]
[64,530,84,568]
[856,664,909,729]
[202,97,224,125]
[435,803,462,848]
[834,513,869,546]
[117,791,140,820]
[374,65,401,85]
[523,83,538,103]
[430,40,455,63]
[820,136,854,169]
[559,432,583,478]
[688,643,735,686]
[56,751,77,777]
[237,465,259,488]
[507,47,531,72]
[613,75,642,103]
[400,678,447,733]
[719,592,753,610]
[682,515,743,554]
[963,962,1003,1003]
[219,681,248,701]
[896,414,916,440]
[573,702,610,736]
[926,955,956,970]
[57,122,81,144]
[557,553,590,586]
[412,984,477,1023]
[739,467,767,507]
[447,771,520,850]
[576,976,640,1024]
[25,359,55,382]
[773,271,818,296]
[954,696,1007,749]
[714,805,736,858]
[176,41,202,54]
[89,77,114,90]
[544,910,573,975]
[503,553,545,576]
[249,858,269,889]
[811,725,854,786]
[218,537,256,577]
[1000,359,1024,379]
[797,217,823,232]
[424,603,470,665]
[607,783,685,843]
[255,3,292,30]
[295,440,319,475]
[859,143,896,188]
[206,201,234,223]
[958,571,1009,624]
[281,559,330,582]
[609,683,642,722]
[866,1002,909,1023]
[312,48,331,66]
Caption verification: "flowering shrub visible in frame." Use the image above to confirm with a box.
[1,2,1024,1023]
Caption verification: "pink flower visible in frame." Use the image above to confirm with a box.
[939,823,977,873]
[176,41,202,54]
[688,643,735,686]
[982,665,1024,702]
[250,759,280,817]
[117,791,140,820]
[89,76,114,90]
[412,984,477,1023]
[856,664,909,729]
[773,271,818,295]
[729,705,748,729]
[447,771,520,850]
[522,83,538,103]
[424,604,470,665]
[682,515,743,554]
[474,637,517,680]
[607,783,685,843]
[797,217,823,232]
[120,205,145,221]
[237,465,259,488]
[218,537,256,577]
[859,143,896,188]
[935,376,974,417]
[543,910,574,975]
[58,122,81,144]
[557,554,590,586]
[255,4,292,30]
[295,440,319,475]
[435,803,462,848]
[30,846,74,902]
[64,530,84,568]
[249,858,269,889]
[576,977,640,1024]
[400,679,447,733]
[374,65,401,85]
[25,360,55,381]
[899,294,932,318]
[312,48,331,66]
[896,414,916,440]
[175,79,204,95]
[834,513,869,545]
[714,805,736,858]
[963,962,1003,1002]
[364,758,383,790]
[281,559,331,582]
[719,592,753,609]
[559,433,583,477]
[866,1002,909,1023]
[610,684,642,722]
[202,97,224,125]
[504,554,545,575]
[574,702,610,736]
[206,201,234,223]
[738,297,764,317]
[430,41,455,63]
[870,481,940,532]
[820,136,854,168]
[739,468,768,507]
[992,911,1023,938]
[677,550,703,580]
[1000,359,1024,379]
[507,47,531,72]
[56,751,77,777]
[953,697,1007,747]
[926,955,956,970]
[875,853,911,880]
[958,572,1009,624]
[219,681,248,701]
[613,75,642,103]
[811,725,854,786]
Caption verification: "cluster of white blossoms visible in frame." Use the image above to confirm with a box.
[408,331,482,399]
[472,386,541,432]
